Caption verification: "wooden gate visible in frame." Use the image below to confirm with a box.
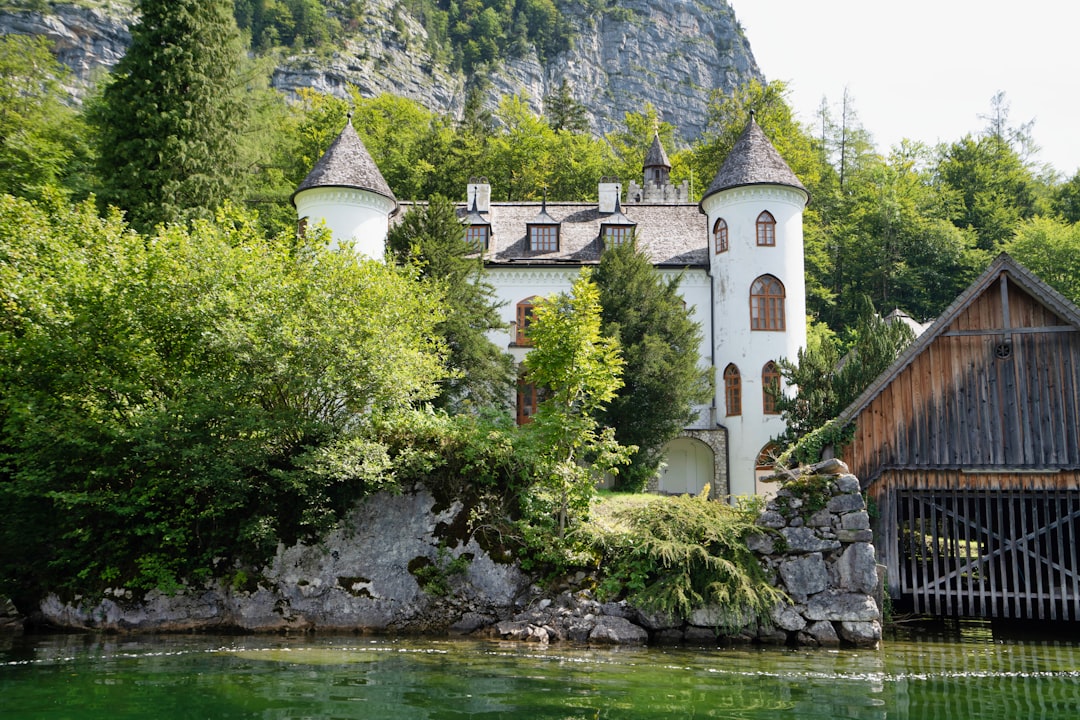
[892,488,1080,620]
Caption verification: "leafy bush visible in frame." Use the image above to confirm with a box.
[0,196,446,602]
[590,492,786,629]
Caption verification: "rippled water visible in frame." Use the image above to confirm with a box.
[2,623,1079,718]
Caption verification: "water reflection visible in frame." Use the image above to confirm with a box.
[1,624,1079,719]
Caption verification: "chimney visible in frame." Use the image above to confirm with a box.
[467,176,490,213]
[598,176,621,214]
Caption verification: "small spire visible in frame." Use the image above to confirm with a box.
[541,187,548,212]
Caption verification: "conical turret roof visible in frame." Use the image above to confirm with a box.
[291,118,398,209]
[701,114,806,203]
[644,132,671,170]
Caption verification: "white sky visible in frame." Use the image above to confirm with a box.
[730,0,1080,176]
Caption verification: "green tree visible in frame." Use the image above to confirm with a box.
[544,78,588,133]
[523,269,632,537]
[936,133,1039,251]
[592,238,713,490]
[0,35,95,201]
[0,195,447,602]
[1006,217,1080,305]
[386,195,515,411]
[93,0,248,231]
[774,298,915,464]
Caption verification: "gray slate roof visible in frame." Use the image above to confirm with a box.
[399,201,709,267]
[701,115,806,202]
[291,120,398,208]
[644,133,671,169]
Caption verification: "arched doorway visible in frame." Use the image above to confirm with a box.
[657,437,715,496]
[755,443,783,497]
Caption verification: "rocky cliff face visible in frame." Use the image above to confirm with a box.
[1,0,760,141]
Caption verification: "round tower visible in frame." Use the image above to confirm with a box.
[700,114,809,496]
[291,116,398,259]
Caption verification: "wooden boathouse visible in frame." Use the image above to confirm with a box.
[837,253,1080,621]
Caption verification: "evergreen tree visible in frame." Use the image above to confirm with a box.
[93,0,247,231]
[544,79,588,133]
[386,195,515,412]
[592,238,713,490]
[774,298,914,464]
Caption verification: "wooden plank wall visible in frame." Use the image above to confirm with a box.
[845,279,1080,482]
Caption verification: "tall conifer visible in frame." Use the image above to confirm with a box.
[593,238,713,491]
[94,0,246,231]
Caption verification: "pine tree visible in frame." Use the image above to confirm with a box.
[386,195,515,412]
[94,0,247,231]
[592,238,713,490]
[544,79,588,133]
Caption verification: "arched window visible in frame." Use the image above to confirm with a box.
[724,364,741,416]
[756,211,776,246]
[713,218,728,253]
[756,443,782,471]
[750,275,785,331]
[515,296,537,346]
[762,361,780,414]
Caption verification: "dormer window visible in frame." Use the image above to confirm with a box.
[528,195,560,252]
[463,197,491,252]
[600,198,635,249]
[602,225,633,247]
[529,224,559,252]
[465,224,490,251]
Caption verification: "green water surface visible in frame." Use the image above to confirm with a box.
[2,625,1079,719]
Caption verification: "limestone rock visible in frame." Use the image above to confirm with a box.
[588,616,648,645]
[5,1,761,147]
[838,621,882,648]
[805,620,840,647]
[836,543,879,595]
[803,591,880,623]
[781,526,842,554]
[778,553,828,601]
[770,603,807,632]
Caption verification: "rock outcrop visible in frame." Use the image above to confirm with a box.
[1,0,761,142]
[34,472,880,648]
[39,483,533,634]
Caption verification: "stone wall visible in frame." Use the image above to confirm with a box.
[747,462,882,647]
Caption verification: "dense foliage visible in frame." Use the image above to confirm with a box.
[386,195,515,411]
[592,238,712,490]
[0,35,94,201]
[589,492,785,627]
[0,196,447,602]
[92,0,248,232]
[523,270,632,538]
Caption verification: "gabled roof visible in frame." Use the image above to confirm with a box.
[291,118,398,210]
[644,133,671,170]
[701,114,807,203]
[837,253,1080,426]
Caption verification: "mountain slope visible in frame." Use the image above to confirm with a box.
[0,0,762,142]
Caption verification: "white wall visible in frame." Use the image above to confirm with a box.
[294,187,397,259]
[702,184,808,496]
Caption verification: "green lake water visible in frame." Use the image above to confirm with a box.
[2,623,1080,719]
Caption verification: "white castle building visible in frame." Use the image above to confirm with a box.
[293,114,809,497]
